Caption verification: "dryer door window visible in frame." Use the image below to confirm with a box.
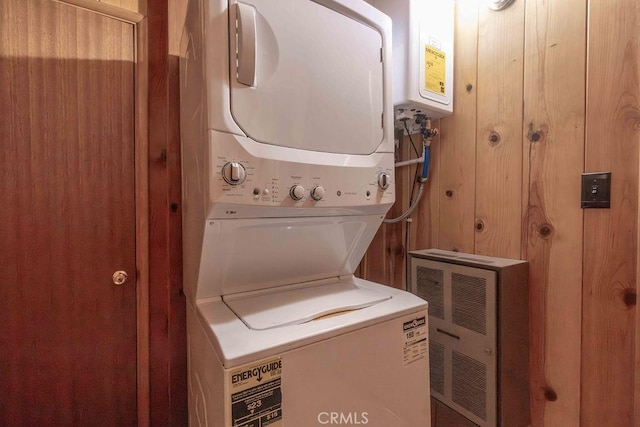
[229,0,384,155]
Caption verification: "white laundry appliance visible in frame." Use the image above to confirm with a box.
[180,0,431,426]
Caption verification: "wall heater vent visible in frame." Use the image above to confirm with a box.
[409,249,530,427]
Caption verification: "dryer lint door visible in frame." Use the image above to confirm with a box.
[228,0,384,155]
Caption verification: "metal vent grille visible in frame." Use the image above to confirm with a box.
[451,272,486,334]
[416,266,444,319]
[429,341,445,395]
[452,350,487,421]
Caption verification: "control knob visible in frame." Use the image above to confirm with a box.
[221,161,247,185]
[310,186,325,201]
[290,185,305,201]
[378,172,391,190]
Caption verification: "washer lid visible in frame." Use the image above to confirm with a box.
[223,279,391,330]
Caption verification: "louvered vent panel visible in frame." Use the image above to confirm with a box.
[452,350,487,421]
[429,341,445,395]
[451,272,486,334]
[416,266,444,319]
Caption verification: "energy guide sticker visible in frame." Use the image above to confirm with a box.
[403,316,428,366]
[424,45,446,95]
[229,358,283,427]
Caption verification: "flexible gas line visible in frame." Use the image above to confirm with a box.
[383,117,438,224]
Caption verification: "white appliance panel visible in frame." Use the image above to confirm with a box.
[193,216,382,300]
[206,131,394,219]
[281,315,430,426]
[187,300,430,427]
[229,0,385,155]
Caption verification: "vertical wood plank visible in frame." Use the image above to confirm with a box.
[168,0,188,56]
[147,0,187,424]
[475,0,525,259]
[413,130,440,253]
[404,132,419,269]
[99,0,139,13]
[135,16,151,427]
[361,227,389,284]
[437,0,478,254]
[522,0,586,425]
[582,0,639,425]
[168,51,188,425]
[637,2,640,417]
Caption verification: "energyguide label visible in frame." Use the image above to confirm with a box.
[403,316,428,366]
[229,358,283,427]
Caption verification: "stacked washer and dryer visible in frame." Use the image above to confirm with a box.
[180,0,433,425]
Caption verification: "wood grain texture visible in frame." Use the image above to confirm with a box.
[168,0,188,56]
[398,130,418,289]
[148,0,188,424]
[437,0,478,254]
[99,0,139,13]
[54,0,143,23]
[0,0,136,424]
[135,17,151,427]
[522,0,586,426]
[168,52,188,425]
[413,130,440,254]
[637,2,640,417]
[582,0,640,425]
[475,0,525,259]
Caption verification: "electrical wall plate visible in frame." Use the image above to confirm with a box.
[581,172,611,209]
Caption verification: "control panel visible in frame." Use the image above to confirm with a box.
[208,132,394,214]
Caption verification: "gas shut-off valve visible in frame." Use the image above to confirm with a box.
[419,116,439,141]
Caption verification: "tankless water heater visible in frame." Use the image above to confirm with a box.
[370,0,454,119]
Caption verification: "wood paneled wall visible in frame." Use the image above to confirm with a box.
[363,0,640,426]
[98,0,141,12]
[582,1,639,426]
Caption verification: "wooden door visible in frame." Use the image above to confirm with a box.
[0,0,137,425]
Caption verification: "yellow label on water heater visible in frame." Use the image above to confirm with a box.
[424,45,446,95]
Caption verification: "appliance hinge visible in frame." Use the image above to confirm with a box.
[381,113,384,128]
[380,47,383,62]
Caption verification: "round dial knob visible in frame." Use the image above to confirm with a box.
[311,186,325,201]
[221,161,246,185]
[289,185,305,201]
[378,172,391,190]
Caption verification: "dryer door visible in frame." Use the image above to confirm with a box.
[229,0,384,155]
